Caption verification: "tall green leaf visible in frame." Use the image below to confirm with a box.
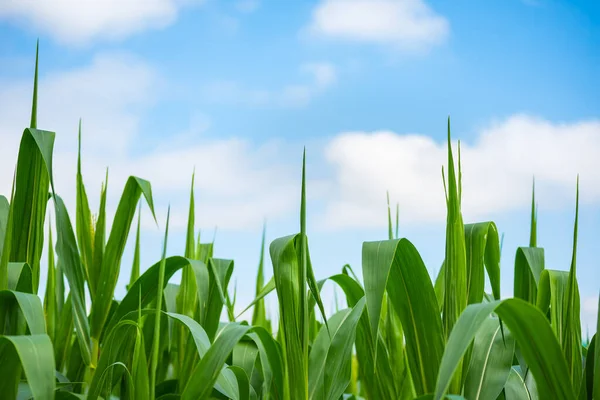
[464,222,501,303]
[10,128,54,293]
[43,219,56,341]
[0,290,46,334]
[442,120,468,391]
[503,367,533,400]
[75,120,94,297]
[435,299,574,400]
[514,247,545,304]
[128,204,142,289]
[464,316,515,399]
[181,323,251,400]
[150,207,170,400]
[91,176,155,352]
[362,238,444,395]
[53,194,92,366]
[536,269,570,344]
[563,178,582,393]
[91,171,108,298]
[0,334,55,400]
[252,223,270,332]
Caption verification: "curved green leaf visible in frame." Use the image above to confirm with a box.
[0,334,55,400]
[0,290,45,334]
[435,299,574,400]
[53,194,91,365]
[10,128,55,294]
[464,316,515,400]
[362,238,444,395]
[181,323,251,400]
[105,256,202,336]
[514,247,544,304]
[91,176,156,345]
[464,222,501,303]
[503,367,532,400]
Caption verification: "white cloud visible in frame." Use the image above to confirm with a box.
[321,115,600,229]
[0,0,204,45]
[302,62,337,88]
[204,62,337,108]
[307,0,449,51]
[0,53,299,233]
[235,0,260,13]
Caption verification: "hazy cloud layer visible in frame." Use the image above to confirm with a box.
[0,0,204,45]
[322,115,600,228]
[307,0,449,51]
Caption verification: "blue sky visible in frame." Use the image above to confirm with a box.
[0,0,599,330]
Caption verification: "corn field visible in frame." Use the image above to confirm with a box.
[1,46,598,400]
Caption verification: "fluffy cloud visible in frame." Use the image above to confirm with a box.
[307,0,449,51]
[0,0,204,45]
[0,53,299,233]
[235,0,261,13]
[322,115,600,229]
[204,62,337,108]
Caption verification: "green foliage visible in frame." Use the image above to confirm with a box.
[0,46,593,400]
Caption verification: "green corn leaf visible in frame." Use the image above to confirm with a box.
[7,262,33,293]
[328,272,398,399]
[562,178,582,393]
[229,365,251,400]
[91,176,155,349]
[434,299,574,400]
[54,294,73,371]
[150,206,170,400]
[53,194,92,366]
[579,335,595,400]
[464,222,501,303]
[43,220,56,341]
[270,233,308,399]
[514,247,545,304]
[323,297,366,400]
[128,204,142,290]
[176,174,198,371]
[0,290,46,334]
[233,341,259,389]
[105,256,202,336]
[502,367,533,400]
[75,120,94,298]
[30,40,38,129]
[529,178,537,247]
[0,182,15,291]
[463,316,515,400]
[0,334,55,400]
[199,258,234,341]
[87,320,141,400]
[91,171,108,298]
[536,269,570,344]
[442,119,468,394]
[309,299,366,400]
[10,128,55,294]
[362,238,444,395]
[181,323,251,400]
[166,312,243,399]
[251,223,270,332]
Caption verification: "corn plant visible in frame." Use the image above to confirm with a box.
[0,45,598,400]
